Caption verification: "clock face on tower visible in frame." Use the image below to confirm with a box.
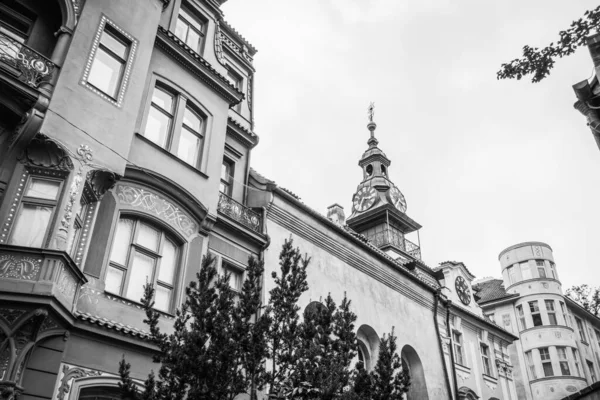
[389,186,407,213]
[353,186,378,212]
[455,276,471,306]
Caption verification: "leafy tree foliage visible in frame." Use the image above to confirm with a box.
[566,284,600,317]
[119,253,270,400]
[497,5,600,83]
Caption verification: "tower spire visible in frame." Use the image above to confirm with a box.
[367,102,378,147]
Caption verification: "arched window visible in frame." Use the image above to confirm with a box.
[78,386,120,400]
[356,325,380,371]
[106,216,180,312]
[401,345,429,400]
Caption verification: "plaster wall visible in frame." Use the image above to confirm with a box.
[42,0,163,173]
[262,197,451,399]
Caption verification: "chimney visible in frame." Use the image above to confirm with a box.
[327,204,345,226]
[587,33,600,79]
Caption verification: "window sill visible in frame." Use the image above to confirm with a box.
[104,290,175,318]
[135,133,208,179]
[581,340,590,346]
[483,374,498,383]
[455,363,471,374]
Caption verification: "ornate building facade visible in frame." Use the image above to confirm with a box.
[473,242,600,400]
[0,1,590,400]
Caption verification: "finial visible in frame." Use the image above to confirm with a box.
[367,102,378,147]
[368,102,375,123]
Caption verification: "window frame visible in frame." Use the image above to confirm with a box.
[0,2,35,44]
[588,360,598,382]
[525,350,537,380]
[507,265,516,285]
[7,174,65,248]
[226,67,243,112]
[105,216,181,313]
[557,346,571,376]
[516,304,527,331]
[220,157,235,196]
[174,5,206,55]
[452,330,465,366]
[222,259,244,293]
[545,300,558,325]
[141,79,208,171]
[529,300,543,327]
[539,347,554,377]
[81,15,138,107]
[577,317,588,343]
[480,343,492,376]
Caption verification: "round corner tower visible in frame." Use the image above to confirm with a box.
[498,242,588,399]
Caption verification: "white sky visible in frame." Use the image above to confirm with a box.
[222,0,600,290]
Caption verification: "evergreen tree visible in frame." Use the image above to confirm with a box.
[267,238,310,397]
[119,253,270,400]
[370,329,411,400]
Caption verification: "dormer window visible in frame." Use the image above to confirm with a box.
[175,6,205,54]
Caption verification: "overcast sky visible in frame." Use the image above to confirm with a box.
[222,0,600,290]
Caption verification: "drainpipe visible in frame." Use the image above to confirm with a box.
[445,299,460,400]
[434,290,454,399]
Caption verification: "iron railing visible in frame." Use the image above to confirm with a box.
[217,193,263,233]
[0,32,55,88]
[366,228,421,260]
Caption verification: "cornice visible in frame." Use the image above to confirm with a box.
[227,116,258,148]
[498,241,552,259]
[155,27,243,106]
[221,19,257,55]
[267,202,438,311]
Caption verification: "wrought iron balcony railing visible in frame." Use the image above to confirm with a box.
[217,192,263,233]
[0,32,56,88]
[0,244,87,311]
[366,228,421,260]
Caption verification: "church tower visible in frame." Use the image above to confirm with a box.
[346,104,422,261]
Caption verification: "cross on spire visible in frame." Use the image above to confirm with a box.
[367,102,378,146]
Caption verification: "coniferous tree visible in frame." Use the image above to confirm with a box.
[267,238,310,397]
[119,253,270,400]
[370,329,410,400]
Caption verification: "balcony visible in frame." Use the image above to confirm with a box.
[217,193,263,233]
[0,32,56,89]
[0,244,87,313]
[366,227,422,260]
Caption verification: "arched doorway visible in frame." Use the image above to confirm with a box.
[401,345,429,400]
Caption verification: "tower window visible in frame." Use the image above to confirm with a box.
[516,305,526,330]
[545,300,557,325]
[525,350,537,379]
[529,301,542,326]
[507,265,516,285]
[381,165,387,176]
[539,347,554,377]
[557,347,571,375]
[366,164,373,176]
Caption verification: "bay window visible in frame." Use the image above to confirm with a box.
[9,176,62,248]
[106,217,179,312]
[546,300,557,325]
[557,347,571,375]
[143,83,206,169]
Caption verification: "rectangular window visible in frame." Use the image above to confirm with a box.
[539,347,554,377]
[546,300,558,325]
[517,305,526,330]
[223,262,243,292]
[88,24,131,99]
[557,347,571,376]
[521,262,532,280]
[536,260,547,278]
[9,177,62,248]
[588,360,597,382]
[525,350,537,379]
[577,317,587,342]
[529,301,543,327]
[178,107,204,167]
[507,265,516,285]
[560,301,570,327]
[226,68,243,112]
[481,344,492,376]
[452,331,464,366]
[175,7,205,53]
[574,348,583,377]
[220,158,235,196]
[144,86,174,148]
